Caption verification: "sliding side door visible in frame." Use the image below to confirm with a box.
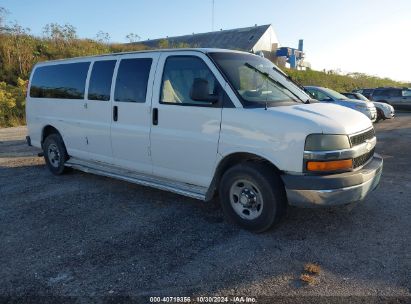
[110,53,159,174]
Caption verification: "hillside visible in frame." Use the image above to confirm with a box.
[0,28,409,127]
[285,68,408,93]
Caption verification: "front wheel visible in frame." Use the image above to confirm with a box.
[376,108,384,122]
[219,162,287,232]
[43,133,69,175]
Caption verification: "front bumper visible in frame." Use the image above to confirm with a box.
[282,153,383,207]
[387,110,395,119]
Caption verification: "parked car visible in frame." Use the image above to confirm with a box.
[26,49,383,232]
[304,86,377,122]
[370,87,411,111]
[341,92,394,121]
[352,88,374,99]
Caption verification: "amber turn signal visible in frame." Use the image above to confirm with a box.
[307,159,353,172]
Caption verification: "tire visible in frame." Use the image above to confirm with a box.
[219,162,287,232]
[376,108,384,122]
[43,133,69,175]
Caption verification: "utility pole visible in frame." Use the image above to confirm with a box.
[211,0,215,31]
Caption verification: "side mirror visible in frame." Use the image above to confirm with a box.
[190,78,218,103]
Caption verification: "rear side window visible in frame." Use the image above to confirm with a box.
[388,89,401,97]
[375,89,401,97]
[88,60,116,101]
[30,62,90,99]
[114,58,152,103]
[373,90,385,96]
[403,90,411,97]
[362,89,373,97]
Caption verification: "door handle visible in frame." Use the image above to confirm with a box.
[113,106,118,121]
[152,108,158,125]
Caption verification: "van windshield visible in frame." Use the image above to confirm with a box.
[209,52,310,107]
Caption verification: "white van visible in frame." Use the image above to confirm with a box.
[26,49,383,232]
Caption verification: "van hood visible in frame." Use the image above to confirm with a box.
[265,103,372,135]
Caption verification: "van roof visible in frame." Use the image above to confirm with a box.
[34,48,252,65]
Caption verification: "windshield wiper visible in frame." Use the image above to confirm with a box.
[244,63,306,104]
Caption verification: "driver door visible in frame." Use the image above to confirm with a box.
[150,52,224,187]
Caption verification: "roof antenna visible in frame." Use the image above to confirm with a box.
[211,0,215,31]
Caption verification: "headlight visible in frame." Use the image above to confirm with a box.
[305,134,350,151]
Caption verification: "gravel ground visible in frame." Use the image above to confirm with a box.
[0,115,410,303]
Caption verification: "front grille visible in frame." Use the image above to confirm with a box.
[350,128,375,146]
[353,148,374,168]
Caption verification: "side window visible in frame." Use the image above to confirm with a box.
[88,60,116,101]
[30,62,90,99]
[114,58,152,103]
[403,90,411,97]
[307,89,330,101]
[389,89,401,97]
[306,89,317,99]
[316,91,332,101]
[378,89,390,96]
[160,56,218,105]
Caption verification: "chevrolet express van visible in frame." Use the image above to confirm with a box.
[26,49,383,232]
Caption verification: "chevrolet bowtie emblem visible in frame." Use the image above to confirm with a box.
[365,139,373,152]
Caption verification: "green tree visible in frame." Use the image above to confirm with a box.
[125,33,140,43]
[95,31,110,44]
[0,81,17,126]
[43,23,77,41]
[8,22,33,77]
[157,39,169,49]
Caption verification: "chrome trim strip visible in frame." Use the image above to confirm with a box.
[65,158,207,201]
[304,136,376,160]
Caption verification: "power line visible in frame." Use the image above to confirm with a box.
[211,0,215,31]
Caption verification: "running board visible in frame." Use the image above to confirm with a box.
[65,158,207,201]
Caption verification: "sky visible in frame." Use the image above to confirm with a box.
[1,0,411,82]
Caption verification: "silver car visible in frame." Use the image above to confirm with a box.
[305,86,377,122]
[342,92,394,121]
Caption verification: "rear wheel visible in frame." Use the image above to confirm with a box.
[43,133,69,175]
[219,162,287,232]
